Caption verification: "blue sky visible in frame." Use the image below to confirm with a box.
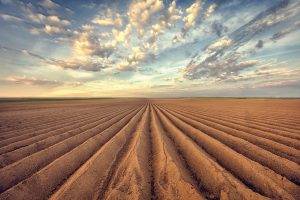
[0,0,299,97]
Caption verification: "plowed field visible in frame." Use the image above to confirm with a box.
[0,98,299,200]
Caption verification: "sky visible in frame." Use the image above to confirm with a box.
[0,0,299,98]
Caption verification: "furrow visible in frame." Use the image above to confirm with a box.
[160,102,300,132]
[0,106,142,193]
[0,101,141,136]
[164,105,300,149]
[150,105,207,199]
[0,105,133,148]
[162,100,300,127]
[0,104,112,136]
[161,105,300,163]
[155,105,299,200]
[184,107,300,133]
[0,106,135,168]
[166,104,300,138]
[158,105,300,184]
[48,106,146,200]
[153,105,269,200]
[0,106,134,154]
[100,105,152,200]
[0,103,134,139]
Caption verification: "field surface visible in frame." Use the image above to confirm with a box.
[0,98,299,200]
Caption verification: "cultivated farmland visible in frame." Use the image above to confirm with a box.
[0,98,299,200]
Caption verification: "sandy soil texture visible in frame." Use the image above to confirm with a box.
[0,98,299,200]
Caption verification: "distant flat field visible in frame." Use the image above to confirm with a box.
[0,98,299,199]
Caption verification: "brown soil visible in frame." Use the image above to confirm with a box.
[0,98,299,200]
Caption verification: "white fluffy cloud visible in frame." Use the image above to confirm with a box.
[207,37,233,51]
[151,1,182,36]
[173,0,201,42]
[48,58,107,72]
[47,15,70,26]
[0,13,23,22]
[17,3,71,35]
[44,25,62,34]
[38,0,60,9]
[128,0,164,35]
[204,3,217,19]
[116,46,148,71]
[183,0,201,32]
[27,13,70,28]
[112,24,132,45]
[167,1,182,24]
[73,27,116,57]
[92,11,122,27]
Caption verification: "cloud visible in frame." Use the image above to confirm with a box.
[128,46,147,62]
[38,0,73,15]
[0,45,50,61]
[128,0,164,35]
[147,1,182,45]
[0,13,23,22]
[38,0,60,9]
[116,60,136,71]
[116,46,149,72]
[173,1,218,43]
[166,1,182,24]
[73,27,116,57]
[183,0,201,34]
[150,84,173,89]
[184,51,258,80]
[4,75,85,88]
[206,37,233,51]
[19,4,71,35]
[48,58,107,72]
[182,0,300,81]
[255,40,264,48]
[27,13,70,28]
[257,79,300,89]
[271,21,300,41]
[92,13,122,27]
[29,27,42,35]
[230,0,298,46]
[224,67,300,87]
[0,0,13,5]
[81,3,96,9]
[5,76,62,87]
[204,3,217,19]
[112,24,132,45]
[1,0,300,97]
[20,49,49,61]
[44,25,65,34]
[22,1,180,73]
[47,15,70,26]
[211,21,228,37]
[183,46,257,80]
[105,0,182,72]
[0,45,110,72]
